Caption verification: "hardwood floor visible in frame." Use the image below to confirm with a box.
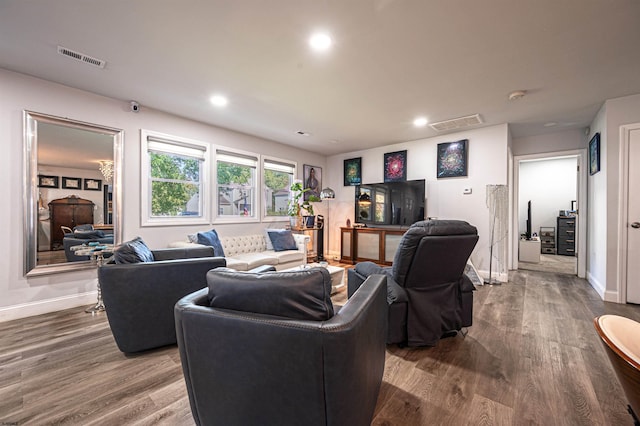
[2,269,639,425]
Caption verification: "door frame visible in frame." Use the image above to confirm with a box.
[617,123,640,303]
[511,149,587,278]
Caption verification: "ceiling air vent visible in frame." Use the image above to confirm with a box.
[57,46,106,68]
[430,114,483,132]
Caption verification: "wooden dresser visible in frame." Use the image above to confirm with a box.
[49,196,94,250]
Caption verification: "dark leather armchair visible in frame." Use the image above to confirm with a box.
[175,268,388,426]
[348,220,478,347]
[99,246,226,353]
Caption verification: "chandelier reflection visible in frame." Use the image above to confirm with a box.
[99,160,114,183]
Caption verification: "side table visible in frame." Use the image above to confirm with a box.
[71,243,114,313]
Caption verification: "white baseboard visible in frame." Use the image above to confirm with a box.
[0,291,97,323]
[587,272,607,301]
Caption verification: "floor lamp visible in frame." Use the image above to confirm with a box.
[320,187,335,261]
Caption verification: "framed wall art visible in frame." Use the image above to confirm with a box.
[62,176,81,189]
[589,132,600,175]
[383,150,407,182]
[437,139,468,178]
[84,178,102,191]
[303,164,321,201]
[38,175,59,188]
[344,157,362,186]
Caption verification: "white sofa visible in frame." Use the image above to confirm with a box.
[169,233,308,271]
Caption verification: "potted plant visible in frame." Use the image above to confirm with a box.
[288,182,319,229]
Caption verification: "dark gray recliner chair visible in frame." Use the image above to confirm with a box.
[348,219,478,347]
[99,246,226,353]
[175,267,388,426]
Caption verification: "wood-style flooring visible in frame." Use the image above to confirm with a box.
[1,269,639,425]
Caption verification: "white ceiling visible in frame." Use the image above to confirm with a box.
[2,0,640,156]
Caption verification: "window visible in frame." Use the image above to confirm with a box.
[215,149,258,221]
[263,158,296,219]
[141,130,209,226]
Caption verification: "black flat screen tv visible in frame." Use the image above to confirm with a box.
[355,179,425,227]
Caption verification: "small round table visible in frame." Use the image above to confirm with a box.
[71,243,114,313]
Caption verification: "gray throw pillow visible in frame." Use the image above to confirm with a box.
[113,237,155,264]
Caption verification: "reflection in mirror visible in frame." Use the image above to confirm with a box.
[24,111,123,276]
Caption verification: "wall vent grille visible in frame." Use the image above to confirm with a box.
[57,46,106,68]
[430,114,483,132]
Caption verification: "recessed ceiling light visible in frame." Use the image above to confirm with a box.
[210,95,228,107]
[413,117,428,127]
[544,122,558,127]
[309,32,332,51]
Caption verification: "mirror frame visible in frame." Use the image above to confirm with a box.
[23,110,124,276]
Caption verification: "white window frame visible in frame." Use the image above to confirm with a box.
[262,156,297,222]
[140,129,210,227]
[213,147,260,224]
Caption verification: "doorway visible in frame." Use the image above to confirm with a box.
[619,123,640,303]
[512,150,587,278]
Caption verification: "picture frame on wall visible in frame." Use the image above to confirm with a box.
[38,175,59,188]
[383,150,407,182]
[303,164,321,201]
[437,139,468,178]
[344,157,362,186]
[589,133,600,175]
[61,176,81,189]
[84,178,102,191]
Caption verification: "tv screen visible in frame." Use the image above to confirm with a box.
[355,179,425,227]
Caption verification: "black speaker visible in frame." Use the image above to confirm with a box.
[316,215,325,261]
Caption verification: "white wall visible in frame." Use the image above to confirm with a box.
[325,124,510,280]
[518,157,577,236]
[0,68,326,321]
[587,105,607,298]
[511,128,585,156]
[601,93,640,301]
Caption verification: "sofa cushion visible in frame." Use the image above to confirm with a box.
[207,267,334,320]
[268,230,297,251]
[197,229,225,257]
[224,257,250,271]
[232,252,279,270]
[265,249,304,264]
[114,237,155,264]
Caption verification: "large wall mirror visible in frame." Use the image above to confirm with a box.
[24,111,123,276]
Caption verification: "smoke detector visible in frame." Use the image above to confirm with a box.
[508,90,527,101]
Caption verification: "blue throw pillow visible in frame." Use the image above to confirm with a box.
[114,237,155,264]
[268,230,297,252]
[197,229,225,257]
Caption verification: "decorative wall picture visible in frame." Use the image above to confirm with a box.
[383,150,407,182]
[437,139,468,178]
[303,164,321,201]
[38,175,59,188]
[62,176,81,189]
[589,133,600,175]
[344,157,362,186]
[84,178,102,191]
